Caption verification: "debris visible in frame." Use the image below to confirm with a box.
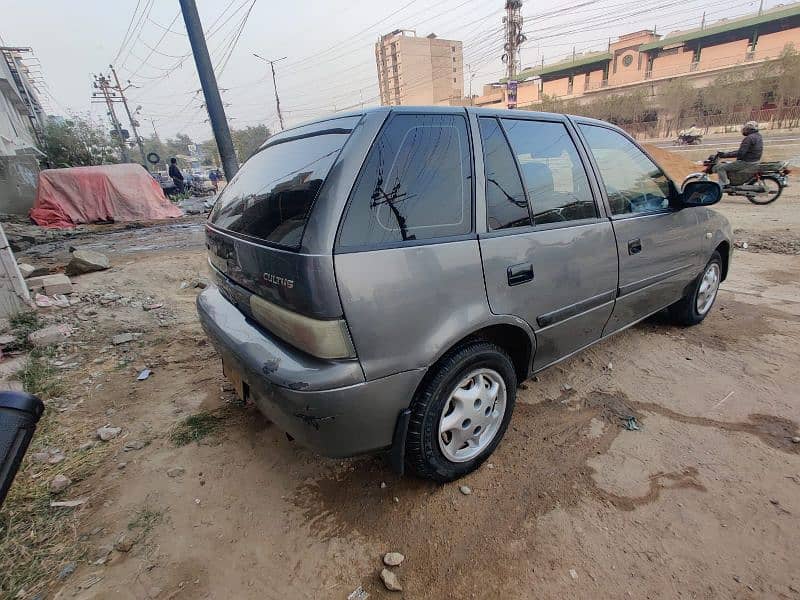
[734,241,749,249]
[607,362,613,371]
[57,562,77,580]
[194,498,201,505]
[100,292,121,304]
[17,263,36,279]
[380,481,387,489]
[78,441,96,451]
[167,466,186,478]
[26,273,73,295]
[180,281,190,289]
[792,436,800,444]
[393,497,399,503]
[620,416,640,431]
[31,447,65,464]
[66,249,110,276]
[143,303,163,311]
[34,293,53,308]
[383,552,405,567]
[347,585,369,600]
[562,384,573,392]
[51,294,70,308]
[123,440,145,451]
[50,498,87,508]
[117,462,127,470]
[28,324,72,347]
[569,568,578,580]
[96,426,122,441]
[459,485,472,495]
[380,569,403,592]
[79,574,103,589]
[49,474,72,493]
[137,368,152,381]
[112,333,135,346]
[487,462,495,469]
[114,533,134,553]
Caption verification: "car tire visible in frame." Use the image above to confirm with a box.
[405,341,517,482]
[668,251,723,326]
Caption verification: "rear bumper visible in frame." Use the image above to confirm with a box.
[197,286,423,457]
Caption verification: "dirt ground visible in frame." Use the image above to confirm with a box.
[2,186,800,600]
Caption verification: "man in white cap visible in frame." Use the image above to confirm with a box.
[713,121,763,187]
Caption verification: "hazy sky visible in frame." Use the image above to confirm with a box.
[0,0,773,142]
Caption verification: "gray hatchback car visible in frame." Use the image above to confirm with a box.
[197,106,731,482]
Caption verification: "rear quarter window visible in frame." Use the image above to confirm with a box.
[337,113,472,249]
[209,117,359,248]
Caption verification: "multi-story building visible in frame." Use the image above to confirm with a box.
[375,30,464,105]
[476,3,800,110]
[0,46,45,214]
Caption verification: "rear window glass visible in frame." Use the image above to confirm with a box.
[209,117,359,247]
[337,113,472,249]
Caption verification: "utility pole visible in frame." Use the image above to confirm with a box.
[93,74,130,162]
[253,54,286,131]
[109,64,147,165]
[179,0,238,180]
[467,63,476,104]
[147,118,159,138]
[502,0,525,109]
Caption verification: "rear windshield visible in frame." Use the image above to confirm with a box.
[209,116,360,247]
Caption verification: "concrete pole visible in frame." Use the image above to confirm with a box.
[179,0,238,180]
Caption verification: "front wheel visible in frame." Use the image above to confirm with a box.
[747,175,782,205]
[668,252,722,326]
[405,341,517,482]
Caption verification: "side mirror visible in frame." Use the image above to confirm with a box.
[679,180,722,208]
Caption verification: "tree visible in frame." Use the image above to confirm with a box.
[775,43,800,107]
[41,116,119,168]
[231,124,271,162]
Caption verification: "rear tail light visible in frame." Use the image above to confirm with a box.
[249,295,356,360]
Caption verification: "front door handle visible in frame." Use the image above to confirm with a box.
[507,262,534,286]
[628,239,643,255]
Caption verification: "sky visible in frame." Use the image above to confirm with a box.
[0,0,776,144]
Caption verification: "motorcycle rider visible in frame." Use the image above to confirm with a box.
[712,121,763,187]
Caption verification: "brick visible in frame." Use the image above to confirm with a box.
[27,274,73,295]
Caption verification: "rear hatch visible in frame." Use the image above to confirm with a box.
[206,116,362,359]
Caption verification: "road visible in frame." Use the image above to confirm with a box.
[649,130,800,162]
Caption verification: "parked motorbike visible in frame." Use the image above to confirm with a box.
[682,153,790,205]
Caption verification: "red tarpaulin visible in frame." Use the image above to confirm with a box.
[30,164,183,229]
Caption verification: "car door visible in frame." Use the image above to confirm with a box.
[575,121,704,335]
[475,114,618,370]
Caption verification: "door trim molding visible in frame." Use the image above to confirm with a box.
[536,289,616,328]
[618,264,692,298]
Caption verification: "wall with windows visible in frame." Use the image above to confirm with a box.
[649,47,696,78]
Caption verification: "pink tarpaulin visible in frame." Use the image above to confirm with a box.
[30,164,183,229]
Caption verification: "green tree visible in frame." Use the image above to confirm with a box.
[41,116,120,168]
[231,124,271,162]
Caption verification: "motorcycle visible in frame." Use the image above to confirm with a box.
[675,130,703,145]
[682,153,791,205]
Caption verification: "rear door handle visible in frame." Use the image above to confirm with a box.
[628,239,642,255]
[507,263,534,286]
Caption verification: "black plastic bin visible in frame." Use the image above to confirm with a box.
[0,391,44,509]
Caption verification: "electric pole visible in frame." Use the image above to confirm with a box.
[253,54,286,131]
[502,0,525,109]
[92,74,130,162]
[179,0,238,180]
[109,64,147,165]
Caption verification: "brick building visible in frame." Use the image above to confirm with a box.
[475,3,800,110]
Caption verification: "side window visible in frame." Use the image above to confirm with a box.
[338,114,472,248]
[579,125,671,216]
[501,119,598,225]
[479,117,531,230]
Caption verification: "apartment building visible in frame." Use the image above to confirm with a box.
[0,46,45,214]
[476,3,800,109]
[375,30,464,105]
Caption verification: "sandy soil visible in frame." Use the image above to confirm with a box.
[5,189,800,600]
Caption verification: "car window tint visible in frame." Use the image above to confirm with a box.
[479,117,531,230]
[579,125,671,216]
[338,114,472,248]
[210,117,360,247]
[500,119,597,226]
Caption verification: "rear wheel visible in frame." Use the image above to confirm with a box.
[405,341,516,482]
[748,175,782,205]
[668,252,722,326]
